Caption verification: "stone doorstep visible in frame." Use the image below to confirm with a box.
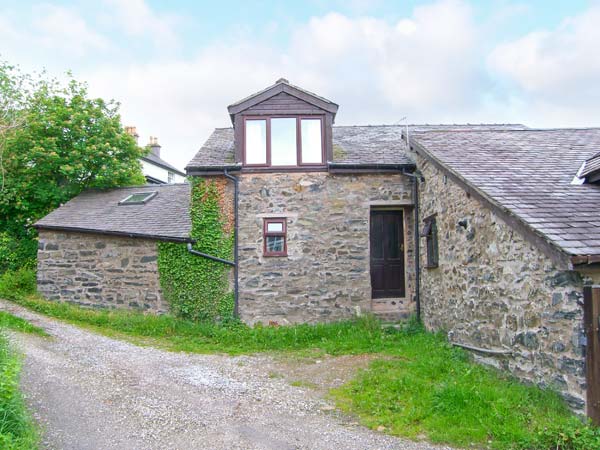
[373,310,412,322]
[371,297,407,311]
[371,297,413,322]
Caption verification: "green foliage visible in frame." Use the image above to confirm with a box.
[0,268,36,302]
[0,335,38,449]
[515,417,600,449]
[158,178,234,321]
[0,232,37,273]
[0,60,146,273]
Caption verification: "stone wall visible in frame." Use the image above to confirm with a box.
[37,230,168,313]
[417,154,598,411]
[237,172,415,324]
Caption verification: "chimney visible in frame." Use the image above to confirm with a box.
[148,136,161,158]
[124,126,139,144]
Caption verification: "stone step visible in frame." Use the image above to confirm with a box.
[371,298,407,311]
[372,309,411,322]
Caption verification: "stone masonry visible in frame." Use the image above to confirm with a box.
[417,154,600,412]
[237,172,416,324]
[37,230,168,312]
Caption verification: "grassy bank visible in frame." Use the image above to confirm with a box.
[2,268,599,449]
[0,310,41,449]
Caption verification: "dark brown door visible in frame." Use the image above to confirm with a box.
[584,286,600,425]
[370,210,405,299]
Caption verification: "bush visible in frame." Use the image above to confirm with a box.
[0,232,37,275]
[0,269,36,301]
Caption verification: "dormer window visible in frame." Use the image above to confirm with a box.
[243,116,324,167]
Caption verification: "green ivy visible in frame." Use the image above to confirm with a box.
[157,178,234,322]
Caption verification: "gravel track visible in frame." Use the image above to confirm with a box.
[0,300,450,450]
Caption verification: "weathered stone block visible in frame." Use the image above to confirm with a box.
[37,231,168,314]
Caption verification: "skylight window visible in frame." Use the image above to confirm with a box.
[118,191,157,205]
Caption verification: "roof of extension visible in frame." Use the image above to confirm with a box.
[185,123,528,172]
[141,152,186,176]
[410,128,600,264]
[35,183,191,242]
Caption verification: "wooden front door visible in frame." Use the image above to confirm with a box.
[584,286,600,425]
[370,210,405,299]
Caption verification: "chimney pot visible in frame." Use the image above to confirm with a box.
[148,136,161,158]
[125,126,139,144]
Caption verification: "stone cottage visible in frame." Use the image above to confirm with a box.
[408,128,600,413]
[35,79,600,418]
[35,183,191,312]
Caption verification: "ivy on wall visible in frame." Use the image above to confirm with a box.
[157,178,234,322]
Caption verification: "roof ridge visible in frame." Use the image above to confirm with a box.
[85,183,190,193]
[333,123,527,128]
[414,127,600,133]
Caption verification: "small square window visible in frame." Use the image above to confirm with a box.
[264,218,287,256]
[168,172,174,183]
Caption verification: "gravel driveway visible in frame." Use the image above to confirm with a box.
[0,300,450,450]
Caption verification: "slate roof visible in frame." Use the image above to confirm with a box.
[331,126,412,166]
[35,184,191,241]
[142,152,186,176]
[186,124,528,171]
[186,128,237,171]
[411,128,600,261]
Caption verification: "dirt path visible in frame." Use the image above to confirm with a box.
[0,300,450,450]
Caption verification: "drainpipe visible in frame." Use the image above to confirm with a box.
[223,170,239,318]
[186,243,234,266]
[402,168,421,320]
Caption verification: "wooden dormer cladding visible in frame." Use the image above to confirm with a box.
[228,79,338,169]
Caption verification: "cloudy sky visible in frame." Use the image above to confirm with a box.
[1,0,599,170]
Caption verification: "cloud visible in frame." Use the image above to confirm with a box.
[102,0,180,50]
[488,4,600,124]
[34,5,111,57]
[81,0,483,169]
[0,5,110,63]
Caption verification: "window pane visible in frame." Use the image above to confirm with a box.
[271,118,297,166]
[301,119,323,164]
[266,236,284,252]
[245,120,267,164]
[267,222,284,233]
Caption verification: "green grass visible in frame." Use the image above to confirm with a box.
[2,268,599,449]
[0,308,41,450]
[0,334,38,449]
[0,312,46,337]
[9,293,418,355]
[331,334,600,449]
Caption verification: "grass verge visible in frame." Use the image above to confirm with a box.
[2,268,599,449]
[0,334,38,449]
[0,312,47,337]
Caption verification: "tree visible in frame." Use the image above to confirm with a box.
[0,61,146,270]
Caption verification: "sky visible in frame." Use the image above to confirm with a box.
[1,0,599,170]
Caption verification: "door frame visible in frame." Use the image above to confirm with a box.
[368,206,410,302]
